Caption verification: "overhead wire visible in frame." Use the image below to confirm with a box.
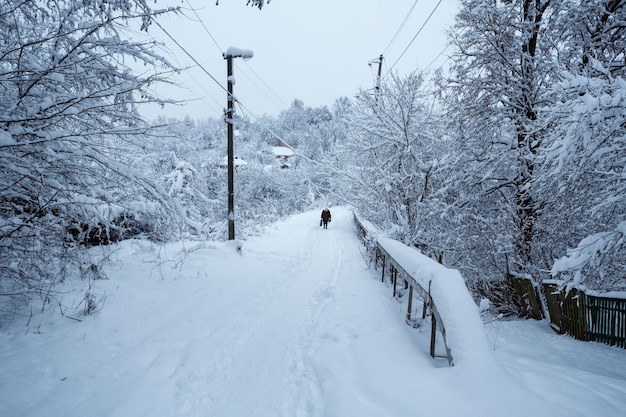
[232,96,318,164]
[149,14,229,98]
[242,61,290,108]
[424,44,451,71]
[149,4,303,160]
[381,0,420,58]
[384,0,444,78]
[182,0,289,114]
[180,0,229,106]
[184,0,223,51]
[149,6,268,118]
[181,69,224,114]
[152,9,276,121]
[234,62,286,113]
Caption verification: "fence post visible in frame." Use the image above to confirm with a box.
[508,274,544,319]
[542,283,564,333]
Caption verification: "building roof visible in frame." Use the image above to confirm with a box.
[271,146,294,157]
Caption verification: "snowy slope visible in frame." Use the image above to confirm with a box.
[1,207,625,417]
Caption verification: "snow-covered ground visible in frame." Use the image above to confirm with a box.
[1,207,625,417]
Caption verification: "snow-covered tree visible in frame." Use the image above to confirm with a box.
[539,0,626,290]
[145,103,339,241]
[333,72,444,253]
[218,0,269,9]
[0,1,187,320]
[441,0,555,281]
[435,0,626,297]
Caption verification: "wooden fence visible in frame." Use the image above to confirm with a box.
[353,212,454,366]
[543,283,626,349]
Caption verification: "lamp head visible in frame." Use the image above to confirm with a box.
[223,47,254,60]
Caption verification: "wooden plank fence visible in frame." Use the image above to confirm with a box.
[543,282,626,349]
[587,295,626,348]
[353,212,454,366]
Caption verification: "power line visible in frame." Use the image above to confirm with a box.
[424,44,451,71]
[242,61,290,108]
[184,0,223,52]
[384,0,444,77]
[152,13,266,124]
[123,5,226,118]
[180,69,224,115]
[183,0,289,113]
[381,0,420,58]
[232,95,318,165]
[232,63,285,112]
[233,59,289,113]
[150,16,229,97]
[149,6,296,153]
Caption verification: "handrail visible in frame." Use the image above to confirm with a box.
[353,211,454,366]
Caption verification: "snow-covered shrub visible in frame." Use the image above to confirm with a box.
[0,1,182,323]
[466,278,520,318]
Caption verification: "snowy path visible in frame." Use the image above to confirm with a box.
[1,207,626,417]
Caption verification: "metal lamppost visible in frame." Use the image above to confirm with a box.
[223,47,253,240]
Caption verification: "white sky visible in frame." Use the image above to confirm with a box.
[140,0,459,120]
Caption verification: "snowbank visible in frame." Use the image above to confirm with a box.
[1,208,624,417]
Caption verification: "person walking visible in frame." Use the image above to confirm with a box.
[321,208,331,229]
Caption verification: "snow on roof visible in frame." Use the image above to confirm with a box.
[271,146,294,157]
[220,156,247,166]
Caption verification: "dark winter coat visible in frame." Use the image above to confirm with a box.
[321,209,331,223]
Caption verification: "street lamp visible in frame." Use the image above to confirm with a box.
[223,47,253,240]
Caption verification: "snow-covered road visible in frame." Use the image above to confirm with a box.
[1,207,625,417]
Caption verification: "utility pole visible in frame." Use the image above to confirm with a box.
[223,47,253,241]
[369,54,384,100]
[376,54,383,96]
[225,54,235,240]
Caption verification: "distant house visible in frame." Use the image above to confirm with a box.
[271,146,294,169]
[218,155,248,170]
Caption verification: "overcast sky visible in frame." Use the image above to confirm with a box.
[140,0,459,121]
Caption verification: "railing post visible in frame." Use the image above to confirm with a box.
[406,285,414,321]
[381,256,386,283]
[430,302,437,358]
[422,280,431,319]
[392,266,398,298]
[396,270,400,295]
[374,248,379,270]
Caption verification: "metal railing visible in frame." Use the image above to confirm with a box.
[354,212,454,366]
